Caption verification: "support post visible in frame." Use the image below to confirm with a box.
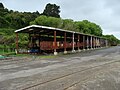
[72,33,75,52]
[101,39,103,48]
[95,37,97,48]
[39,34,41,53]
[98,38,100,48]
[99,38,102,48]
[83,35,85,50]
[87,36,89,50]
[91,36,93,49]
[77,34,81,52]
[95,37,97,49]
[96,38,98,48]
[64,32,67,54]
[95,37,96,48]
[54,31,57,55]
[106,39,108,47]
[93,37,95,49]
[28,33,31,53]
[97,38,98,48]
[16,33,19,54]
[97,38,99,48]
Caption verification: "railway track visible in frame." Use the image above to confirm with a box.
[21,59,120,90]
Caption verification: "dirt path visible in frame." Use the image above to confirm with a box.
[0,46,120,90]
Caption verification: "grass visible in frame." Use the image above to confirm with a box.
[15,54,31,57]
[38,55,57,59]
[9,53,57,59]
[0,50,4,55]
[0,50,16,55]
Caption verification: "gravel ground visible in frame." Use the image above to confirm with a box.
[0,46,120,90]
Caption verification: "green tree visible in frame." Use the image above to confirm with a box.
[5,11,40,29]
[0,3,4,9]
[22,11,40,27]
[5,12,24,29]
[30,15,48,26]
[62,19,76,31]
[75,20,91,34]
[0,3,9,17]
[0,28,16,48]
[75,20,102,36]
[88,22,102,36]
[30,15,62,28]
[0,16,9,28]
[47,16,62,28]
[103,35,119,45]
[42,3,60,18]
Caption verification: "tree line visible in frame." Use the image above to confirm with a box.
[0,3,119,49]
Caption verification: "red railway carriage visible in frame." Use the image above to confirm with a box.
[40,41,82,51]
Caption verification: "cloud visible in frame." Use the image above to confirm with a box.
[58,0,120,39]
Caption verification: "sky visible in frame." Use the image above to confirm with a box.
[1,0,120,39]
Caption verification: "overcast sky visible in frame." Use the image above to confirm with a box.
[1,0,120,39]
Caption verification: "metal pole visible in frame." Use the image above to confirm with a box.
[78,34,81,52]
[93,37,95,49]
[98,38,100,48]
[54,31,57,55]
[87,36,89,50]
[16,33,19,54]
[72,33,75,52]
[106,39,108,47]
[95,37,96,49]
[64,32,67,54]
[83,35,85,50]
[39,33,41,53]
[91,36,93,49]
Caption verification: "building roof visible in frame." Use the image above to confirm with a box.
[15,25,73,33]
[15,25,104,38]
